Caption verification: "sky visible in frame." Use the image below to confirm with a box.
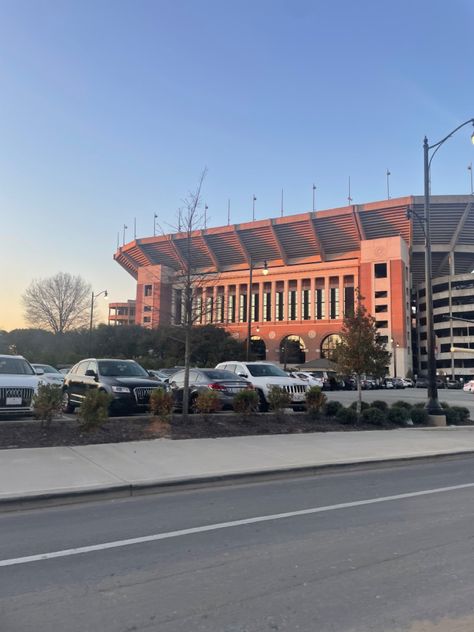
[1,0,473,331]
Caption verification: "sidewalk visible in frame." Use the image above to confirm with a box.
[2,426,474,509]
[2,427,474,507]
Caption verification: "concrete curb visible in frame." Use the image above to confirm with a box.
[2,449,474,512]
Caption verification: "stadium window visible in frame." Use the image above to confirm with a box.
[374,263,387,278]
[144,284,153,297]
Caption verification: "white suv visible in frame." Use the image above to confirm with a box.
[215,361,308,412]
[0,354,41,416]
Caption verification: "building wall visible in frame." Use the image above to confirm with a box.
[416,273,474,379]
[130,235,411,370]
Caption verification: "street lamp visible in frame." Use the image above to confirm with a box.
[423,118,474,421]
[89,290,108,355]
[246,259,268,361]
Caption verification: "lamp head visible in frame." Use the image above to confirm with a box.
[471,121,474,145]
[262,260,269,276]
[104,290,108,299]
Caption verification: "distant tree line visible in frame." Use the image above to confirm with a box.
[0,324,246,369]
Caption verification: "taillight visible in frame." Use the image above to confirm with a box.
[208,382,226,390]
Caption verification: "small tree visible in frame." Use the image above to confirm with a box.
[267,386,291,420]
[333,291,390,416]
[78,390,112,431]
[32,384,63,427]
[233,389,259,420]
[306,387,327,419]
[149,388,174,418]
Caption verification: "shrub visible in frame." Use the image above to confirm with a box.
[371,400,388,412]
[78,389,112,431]
[349,400,370,412]
[194,390,222,415]
[306,387,327,418]
[388,406,409,425]
[440,401,450,410]
[392,400,412,412]
[451,406,470,423]
[336,406,358,425]
[32,384,63,427]
[233,389,259,418]
[361,406,387,427]
[149,388,174,418]
[413,402,425,409]
[267,386,292,419]
[410,407,429,425]
[325,400,344,417]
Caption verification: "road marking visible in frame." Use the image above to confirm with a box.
[2,482,474,568]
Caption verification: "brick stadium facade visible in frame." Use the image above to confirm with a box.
[114,195,474,378]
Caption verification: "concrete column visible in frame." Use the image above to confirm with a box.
[324,276,329,319]
[310,277,316,320]
[258,282,264,323]
[223,285,229,324]
[271,281,277,322]
[284,278,289,321]
[296,278,302,321]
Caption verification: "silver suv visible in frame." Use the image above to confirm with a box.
[215,361,308,412]
[0,354,41,416]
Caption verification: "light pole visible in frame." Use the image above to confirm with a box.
[252,195,257,221]
[423,118,474,420]
[89,290,108,356]
[246,259,268,361]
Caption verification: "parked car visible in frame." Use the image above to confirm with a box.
[384,379,395,389]
[148,369,171,385]
[392,377,405,389]
[169,368,252,412]
[446,379,463,389]
[215,361,308,411]
[0,354,41,416]
[62,358,162,414]
[463,380,474,393]
[32,363,65,386]
[292,371,324,389]
[415,378,429,388]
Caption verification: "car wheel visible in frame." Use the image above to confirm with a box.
[257,390,269,413]
[62,390,75,414]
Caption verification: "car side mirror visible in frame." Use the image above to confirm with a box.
[34,368,44,375]
[237,372,248,378]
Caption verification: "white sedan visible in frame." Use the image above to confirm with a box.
[31,364,65,386]
[293,371,324,389]
[463,380,474,393]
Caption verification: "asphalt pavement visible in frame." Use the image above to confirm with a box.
[2,456,474,631]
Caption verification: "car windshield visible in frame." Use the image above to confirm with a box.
[246,364,288,377]
[0,357,35,375]
[201,370,240,381]
[35,364,60,374]
[98,361,149,377]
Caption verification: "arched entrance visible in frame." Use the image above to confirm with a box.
[321,334,341,360]
[280,335,306,367]
[250,336,266,360]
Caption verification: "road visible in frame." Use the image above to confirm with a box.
[3,457,474,631]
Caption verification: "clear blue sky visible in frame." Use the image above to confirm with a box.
[1,0,473,330]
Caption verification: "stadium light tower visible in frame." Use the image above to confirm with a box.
[422,118,474,423]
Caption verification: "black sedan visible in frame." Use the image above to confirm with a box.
[62,358,162,414]
[169,368,252,412]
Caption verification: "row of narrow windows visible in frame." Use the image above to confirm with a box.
[173,287,355,324]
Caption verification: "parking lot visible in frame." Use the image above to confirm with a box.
[326,386,474,420]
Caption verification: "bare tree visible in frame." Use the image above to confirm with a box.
[173,170,220,417]
[22,272,91,334]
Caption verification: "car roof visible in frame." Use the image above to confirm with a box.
[0,354,27,360]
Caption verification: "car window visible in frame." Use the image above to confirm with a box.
[201,369,239,381]
[0,356,35,375]
[245,363,288,377]
[172,370,185,386]
[98,360,149,377]
[87,361,98,374]
[75,361,90,377]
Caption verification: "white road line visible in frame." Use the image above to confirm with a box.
[2,482,474,568]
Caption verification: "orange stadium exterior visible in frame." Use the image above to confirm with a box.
[114,195,474,378]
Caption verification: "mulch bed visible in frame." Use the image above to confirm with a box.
[0,412,405,450]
